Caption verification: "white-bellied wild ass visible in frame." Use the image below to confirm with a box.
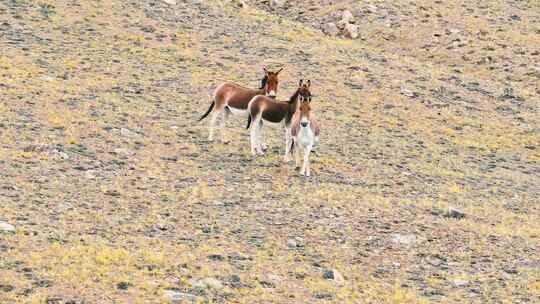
[198,67,283,143]
[246,79,312,158]
[290,98,320,176]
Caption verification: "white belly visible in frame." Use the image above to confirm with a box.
[261,119,283,128]
[228,107,248,116]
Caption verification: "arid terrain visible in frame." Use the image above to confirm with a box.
[1,0,539,303]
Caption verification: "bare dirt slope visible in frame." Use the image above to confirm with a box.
[0,0,539,303]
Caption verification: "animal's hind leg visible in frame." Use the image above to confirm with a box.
[256,121,265,155]
[250,117,259,156]
[208,110,220,141]
[312,136,319,154]
[300,148,306,176]
[260,125,267,151]
[220,108,230,144]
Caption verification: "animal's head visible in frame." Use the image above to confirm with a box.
[297,79,312,103]
[298,97,312,128]
[296,79,313,127]
[261,67,283,98]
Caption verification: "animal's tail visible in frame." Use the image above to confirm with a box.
[246,114,252,129]
[198,101,215,121]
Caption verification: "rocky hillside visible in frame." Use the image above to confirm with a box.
[0,0,539,303]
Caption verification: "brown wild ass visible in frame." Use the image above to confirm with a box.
[198,67,283,143]
[290,98,320,176]
[246,79,312,158]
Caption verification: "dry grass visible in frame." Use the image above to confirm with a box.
[0,0,539,303]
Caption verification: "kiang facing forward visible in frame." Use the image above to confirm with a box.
[290,96,320,177]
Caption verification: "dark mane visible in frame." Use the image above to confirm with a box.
[288,88,300,103]
[285,88,302,124]
[259,75,268,89]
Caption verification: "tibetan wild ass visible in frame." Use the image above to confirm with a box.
[290,97,320,176]
[198,67,283,143]
[246,79,312,158]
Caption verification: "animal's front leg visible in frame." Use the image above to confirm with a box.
[301,146,311,177]
[305,145,312,177]
[284,128,292,163]
[208,111,220,141]
[300,148,307,176]
[294,141,301,169]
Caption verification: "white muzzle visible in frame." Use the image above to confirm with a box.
[300,117,309,128]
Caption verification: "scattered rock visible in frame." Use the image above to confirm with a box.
[162,0,176,5]
[452,279,469,288]
[341,10,354,24]
[228,252,251,261]
[401,88,418,98]
[287,239,297,248]
[322,22,339,37]
[163,289,198,303]
[328,10,342,21]
[226,274,246,288]
[258,274,282,288]
[196,278,224,290]
[269,0,286,9]
[74,164,92,171]
[498,87,524,102]
[345,80,363,90]
[446,207,465,219]
[344,23,359,39]
[43,296,62,303]
[120,128,137,138]
[208,254,225,261]
[23,144,54,153]
[366,4,378,13]
[55,151,69,160]
[322,269,345,286]
[0,284,14,292]
[0,221,15,233]
[337,10,354,29]
[314,292,334,300]
[423,288,444,298]
[84,170,96,179]
[225,0,247,8]
[114,148,135,156]
[427,256,444,267]
[286,238,304,248]
[116,282,130,290]
[391,233,416,246]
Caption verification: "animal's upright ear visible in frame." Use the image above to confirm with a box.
[306,80,311,88]
[299,79,303,87]
[263,67,269,74]
[277,67,284,74]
